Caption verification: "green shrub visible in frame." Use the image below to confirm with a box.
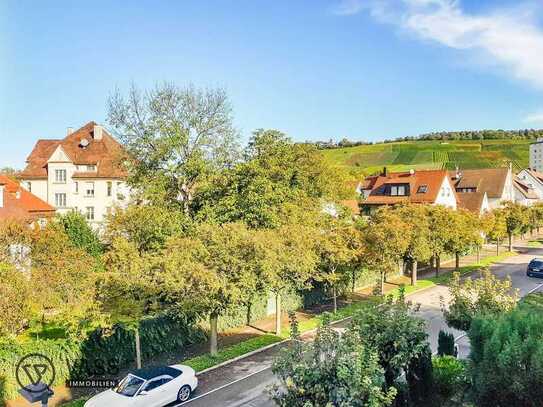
[432,356,469,402]
[437,330,456,356]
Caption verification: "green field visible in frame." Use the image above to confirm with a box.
[322,139,530,175]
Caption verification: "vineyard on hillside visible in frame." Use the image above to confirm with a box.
[323,139,530,175]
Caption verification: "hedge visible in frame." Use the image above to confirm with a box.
[0,314,205,404]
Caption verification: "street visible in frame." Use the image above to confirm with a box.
[180,244,543,407]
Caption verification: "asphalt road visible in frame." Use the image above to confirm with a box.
[179,244,543,407]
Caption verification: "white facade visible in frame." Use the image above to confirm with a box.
[21,138,130,228]
[488,167,515,209]
[516,169,543,200]
[530,139,543,172]
[434,176,457,209]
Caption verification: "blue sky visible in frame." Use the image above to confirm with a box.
[2,0,543,168]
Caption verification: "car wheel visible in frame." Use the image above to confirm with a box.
[177,385,192,402]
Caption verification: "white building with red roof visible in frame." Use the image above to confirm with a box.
[19,121,131,226]
[0,175,55,225]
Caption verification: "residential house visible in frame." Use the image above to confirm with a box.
[516,168,543,200]
[455,191,490,215]
[360,168,457,214]
[449,167,514,210]
[513,178,540,206]
[20,121,131,227]
[0,175,55,225]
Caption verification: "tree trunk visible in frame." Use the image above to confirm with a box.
[332,286,337,313]
[352,269,356,293]
[476,247,481,263]
[435,255,441,277]
[496,240,500,255]
[411,260,418,286]
[508,233,513,252]
[135,328,142,369]
[455,252,460,270]
[275,292,281,336]
[210,313,218,356]
[380,272,385,295]
[246,303,252,326]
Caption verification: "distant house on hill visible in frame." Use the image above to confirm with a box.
[449,167,514,210]
[0,175,55,225]
[19,121,131,227]
[360,168,457,215]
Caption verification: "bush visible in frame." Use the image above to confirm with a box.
[432,356,468,402]
[437,330,455,356]
[407,346,433,405]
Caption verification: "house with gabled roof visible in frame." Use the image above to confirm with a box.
[516,168,543,201]
[0,175,55,225]
[513,177,540,206]
[19,121,131,226]
[360,168,457,214]
[449,166,514,210]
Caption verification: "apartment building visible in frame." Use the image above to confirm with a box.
[19,121,131,226]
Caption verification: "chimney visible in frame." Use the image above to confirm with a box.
[0,185,4,208]
[383,166,388,177]
[67,127,74,136]
[93,124,103,141]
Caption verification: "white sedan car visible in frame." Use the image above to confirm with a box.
[84,364,198,407]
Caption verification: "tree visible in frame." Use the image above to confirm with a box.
[469,307,543,406]
[350,291,429,389]
[443,268,518,331]
[360,207,409,294]
[445,209,483,270]
[57,211,103,258]
[393,204,431,286]
[316,217,361,313]
[107,82,240,212]
[256,224,319,336]
[104,204,190,254]
[502,202,528,251]
[192,129,349,229]
[269,316,396,407]
[427,205,456,276]
[0,263,32,336]
[161,223,260,355]
[482,210,507,255]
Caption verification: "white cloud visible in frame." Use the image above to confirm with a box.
[524,111,543,123]
[334,0,543,89]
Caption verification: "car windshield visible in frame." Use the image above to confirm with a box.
[531,260,543,268]
[114,374,145,397]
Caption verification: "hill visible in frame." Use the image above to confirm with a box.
[322,139,531,176]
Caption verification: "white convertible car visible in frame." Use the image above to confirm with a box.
[84,364,198,407]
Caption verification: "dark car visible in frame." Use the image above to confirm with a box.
[527,259,543,278]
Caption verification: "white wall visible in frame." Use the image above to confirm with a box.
[434,177,457,209]
[517,169,543,200]
[530,140,543,172]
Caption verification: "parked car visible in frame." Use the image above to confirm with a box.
[84,365,198,407]
[527,258,543,278]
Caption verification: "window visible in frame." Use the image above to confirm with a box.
[417,185,428,193]
[74,182,79,194]
[116,182,125,200]
[55,169,66,183]
[85,182,95,197]
[390,184,407,196]
[107,181,112,197]
[55,193,66,208]
[85,206,94,221]
[86,165,96,172]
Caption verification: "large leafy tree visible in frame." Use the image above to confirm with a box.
[270,317,396,407]
[192,129,349,228]
[427,205,456,276]
[107,83,240,211]
[482,209,507,255]
[443,268,518,331]
[160,223,260,355]
[0,262,32,336]
[392,204,431,286]
[445,209,483,270]
[360,207,409,294]
[501,202,529,251]
[57,211,104,258]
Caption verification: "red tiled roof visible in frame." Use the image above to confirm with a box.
[340,199,361,215]
[0,175,55,221]
[456,191,486,213]
[362,169,452,205]
[20,121,127,179]
[449,168,509,198]
[527,169,543,183]
[514,178,539,200]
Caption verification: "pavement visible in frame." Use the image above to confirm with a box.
[175,241,543,407]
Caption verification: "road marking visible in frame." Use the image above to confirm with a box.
[527,282,543,295]
[176,366,272,405]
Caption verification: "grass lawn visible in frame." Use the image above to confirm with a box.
[528,239,543,248]
[61,400,87,407]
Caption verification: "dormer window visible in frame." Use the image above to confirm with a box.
[417,185,428,194]
[389,184,408,196]
[86,165,96,172]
